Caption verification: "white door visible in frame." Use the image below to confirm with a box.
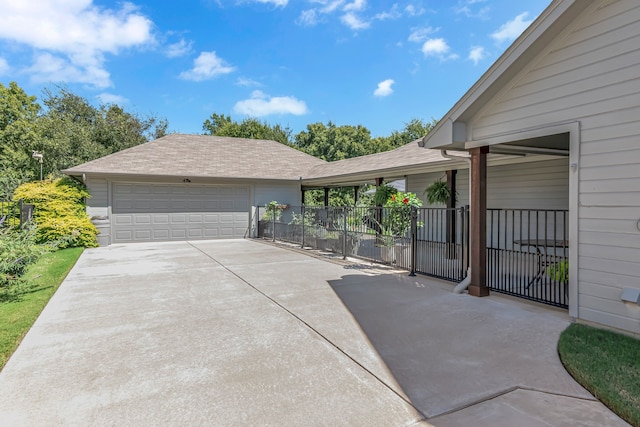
[112,183,250,243]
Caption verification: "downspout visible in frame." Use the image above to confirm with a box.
[440,150,472,294]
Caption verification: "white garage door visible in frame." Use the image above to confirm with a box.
[112,183,250,243]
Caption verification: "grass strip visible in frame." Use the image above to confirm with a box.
[558,323,640,427]
[0,247,83,370]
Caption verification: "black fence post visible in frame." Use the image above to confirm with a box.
[301,205,305,249]
[342,206,347,260]
[409,206,417,276]
[272,205,276,242]
[463,205,470,279]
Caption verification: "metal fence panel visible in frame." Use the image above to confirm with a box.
[255,204,568,309]
[487,209,568,308]
[255,204,469,283]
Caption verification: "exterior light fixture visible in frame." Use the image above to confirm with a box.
[32,151,43,181]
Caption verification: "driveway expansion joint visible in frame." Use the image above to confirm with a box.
[428,385,598,420]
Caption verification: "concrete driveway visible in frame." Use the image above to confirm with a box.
[0,239,629,426]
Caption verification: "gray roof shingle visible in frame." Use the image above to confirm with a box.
[303,140,453,182]
[63,134,327,180]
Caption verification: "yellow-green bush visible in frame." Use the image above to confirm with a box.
[13,177,98,248]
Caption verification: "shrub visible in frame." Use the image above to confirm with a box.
[0,224,45,294]
[12,177,98,248]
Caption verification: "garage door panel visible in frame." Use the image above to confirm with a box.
[113,215,133,225]
[170,214,187,224]
[203,214,219,223]
[112,183,249,243]
[153,215,169,224]
[134,215,151,225]
[153,230,170,239]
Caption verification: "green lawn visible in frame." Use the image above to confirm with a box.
[0,247,83,370]
[558,323,640,427]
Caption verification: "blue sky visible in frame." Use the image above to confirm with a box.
[0,0,551,138]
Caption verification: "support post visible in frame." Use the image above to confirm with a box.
[409,206,417,276]
[323,188,330,207]
[468,147,489,297]
[301,189,306,206]
[446,169,457,258]
[353,186,359,205]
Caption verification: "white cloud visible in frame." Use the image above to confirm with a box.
[0,57,9,75]
[374,5,400,21]
[343,0,366,12]
[468,46,485,65]
[251,0,288,6]
[234,90,309,116]
[296,9,319,26]
[0,0,154,88]
[341,12,370,30]
[408,26,438,43]
[179,51,235,81]
[236,77,262,87]
[97,93,129,105]
[373,79,394,97]
[313,0,345,14]
[491,12,533,44]
[405,5,426,16]
[422,38,449,56]
[26,53,112,87]
[166,39,193,58]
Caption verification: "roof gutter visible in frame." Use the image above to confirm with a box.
[440,150,472,294]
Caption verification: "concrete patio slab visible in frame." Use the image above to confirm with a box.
[0,239,630,426]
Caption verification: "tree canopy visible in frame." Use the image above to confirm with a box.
[204,115,437,162]
[203,113,292,146]
[0,82,168,199]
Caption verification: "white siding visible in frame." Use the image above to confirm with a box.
[254,183,300,207]
[469,0,640,333]
[85,178,109,218]
[407,159,568,210]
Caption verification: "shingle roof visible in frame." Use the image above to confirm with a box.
[302,140,458,185]
[63,134,326,180]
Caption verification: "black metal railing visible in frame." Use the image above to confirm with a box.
[487,209,568,308]
[0,199,34,228]
[415,207,469,282]
[255,205,469,283]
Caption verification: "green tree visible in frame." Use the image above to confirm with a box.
[382,118,438,150]
[294,121,374,161]
[0,82,169,198]
[202,113,292,145]
[0,82,42,198]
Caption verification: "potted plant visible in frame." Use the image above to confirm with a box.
[424,180,455,205]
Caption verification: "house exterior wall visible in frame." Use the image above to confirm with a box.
[407,158,568,210]
[85,177,109,219]
[254,182,301,207]
[468,0,640,333]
